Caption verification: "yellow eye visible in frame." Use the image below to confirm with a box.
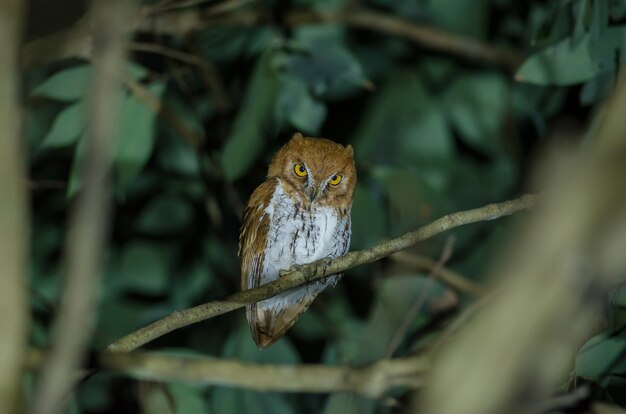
[294,163,307,177]
[329,174,342,186]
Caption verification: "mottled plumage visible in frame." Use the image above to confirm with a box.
[239,132,357,348]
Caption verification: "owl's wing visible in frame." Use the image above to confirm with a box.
[239,179,275,291]
[239,179,277,347]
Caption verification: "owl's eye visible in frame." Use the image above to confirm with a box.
[293,163,307,177]
[329,174,342,186]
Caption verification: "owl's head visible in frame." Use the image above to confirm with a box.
[268,132,357,208]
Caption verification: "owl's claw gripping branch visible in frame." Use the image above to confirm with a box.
[106,193,538,353]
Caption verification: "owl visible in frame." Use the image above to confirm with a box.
[239,132,357,348]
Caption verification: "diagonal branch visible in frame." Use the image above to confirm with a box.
[107,193,537,353]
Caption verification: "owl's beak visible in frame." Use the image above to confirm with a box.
[305,185,318,202]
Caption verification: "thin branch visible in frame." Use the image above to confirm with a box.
[121,74,205,148]
[107,194,537,353]
[385,236,456,358]
[31,2,132,414]
[148,0,256,15]
[129,41,232,111]
[390,251,484,296]
[0,1,28,412]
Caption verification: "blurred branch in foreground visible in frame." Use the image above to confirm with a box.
[0,1,28,413]
[417,78,626,413]
[27,348,426,398]
[107,193,537,353]
[30,2,133,414]
[22,4,523,70]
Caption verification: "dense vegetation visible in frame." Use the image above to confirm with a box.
[13,0,626,412]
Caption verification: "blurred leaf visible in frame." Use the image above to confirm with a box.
[114,82,166,189]
[444,74,509,156]
[136,195,193,234]
[353,71,454,168]
[281,28,369,99]
[576,330,626,383]
[427,0,489,38]
[169,383,211,414]
[275,76,327,134]
[324,275,448,414]
[33,64,92,101]
[156,135,201,177]
[350,183,387,249]
[516,26,626,85]
[171,261,214,308]
[117,242,172,295]
[372,166,438,233]
[39,100,86,150]
[580,70,613,105]
[212,324,299,414]
[220,52,280,181]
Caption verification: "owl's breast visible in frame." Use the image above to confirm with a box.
[261,182,349,283]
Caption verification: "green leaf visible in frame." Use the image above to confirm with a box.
[33,65,93,101]
[275,77,327,134]
[444,74,508,155]
[39,100,86,150]
[168,383,211,414]
[350,183,387,250]
[352,71,454,168]
[117,242,172,295]
[136,195,193,234]
[427,0,489,38]
[212,324,298,414]
[114,82,166,189]
[516,26,626,86]
[576,330,626,382]
[280,29,370,99]
[220,52,280,181]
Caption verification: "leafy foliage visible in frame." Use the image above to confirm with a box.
[24,0,626,412]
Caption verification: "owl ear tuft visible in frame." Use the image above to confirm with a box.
[292,132,304,141]
[345,144,354,157]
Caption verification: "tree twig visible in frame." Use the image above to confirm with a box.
[0,1,28,413]
[285,9,524,69]
[107,194,537,353]
[385,236,456,358]
[120,73,205,148]
[103,351,427,398]
[31,2,132,414]
[390,250,484,296]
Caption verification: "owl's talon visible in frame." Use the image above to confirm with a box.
[279,265,298,277]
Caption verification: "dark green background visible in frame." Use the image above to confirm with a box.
[25,0,626,412]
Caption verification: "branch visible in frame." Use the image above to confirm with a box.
[390,250,484,296]
[0,1,28,412]
[285,9,524,69]
[107,194,537,352]
[22,6,523,70]
[99,351,427,398]
[31,2,133,414]
[25,347,426,398]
